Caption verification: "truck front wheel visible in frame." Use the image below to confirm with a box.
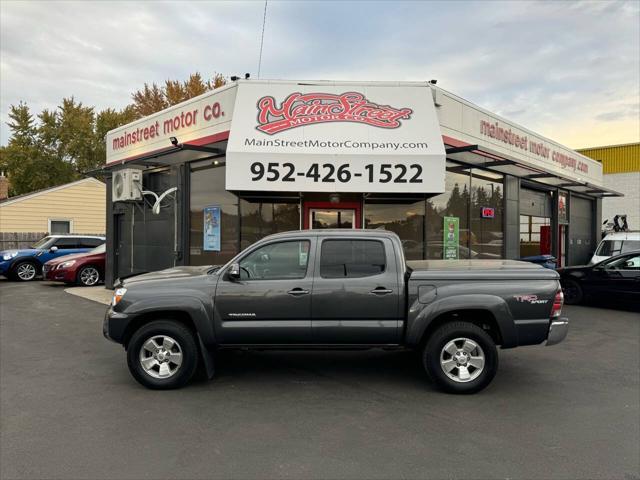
[126,320,199,390]
[422,322,498,394]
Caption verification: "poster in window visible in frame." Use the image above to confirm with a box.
[203,206,221,251]
[443,216,459,260]
[558,192,568,224]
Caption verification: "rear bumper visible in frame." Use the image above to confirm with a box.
[546,317,569,346]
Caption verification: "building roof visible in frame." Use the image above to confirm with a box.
[0,177,105,207]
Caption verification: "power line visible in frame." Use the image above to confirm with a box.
[257,0,268,79]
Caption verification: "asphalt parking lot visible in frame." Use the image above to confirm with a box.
[1,280,638,480]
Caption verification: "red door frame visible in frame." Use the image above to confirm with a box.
[303,201,362,229]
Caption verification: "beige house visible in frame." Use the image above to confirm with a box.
[0,177,105,249]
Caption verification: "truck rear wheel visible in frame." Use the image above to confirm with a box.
[422,321,498,394]
[126,320,199,390]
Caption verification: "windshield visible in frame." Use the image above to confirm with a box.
[90,244,106,254]
[31,236,55,249]
[596,239,640,256]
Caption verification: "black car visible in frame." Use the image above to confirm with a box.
[558,250,640,305]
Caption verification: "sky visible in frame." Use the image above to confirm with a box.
[1,0,639,149]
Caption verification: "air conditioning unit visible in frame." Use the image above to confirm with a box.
[112,168,143,202]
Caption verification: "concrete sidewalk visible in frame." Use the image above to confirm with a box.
[65,285,113,305]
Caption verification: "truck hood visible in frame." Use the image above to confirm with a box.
[121,265,216,286]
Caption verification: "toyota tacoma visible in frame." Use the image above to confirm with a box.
[104,230,568,394]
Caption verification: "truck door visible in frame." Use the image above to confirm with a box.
[311,236,401,344]
[213,238,315,344]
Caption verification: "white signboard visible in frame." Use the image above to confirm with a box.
[105,85,237,165]
[226,82,446,193]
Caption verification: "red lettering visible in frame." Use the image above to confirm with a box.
[256,92,413,135]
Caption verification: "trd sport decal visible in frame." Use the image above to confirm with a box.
[513,294,548,305]
[256,92,414,135]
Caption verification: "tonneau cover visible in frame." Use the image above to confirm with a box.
[407,259,559,280]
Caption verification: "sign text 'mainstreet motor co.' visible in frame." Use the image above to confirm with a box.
[111,100,225,151]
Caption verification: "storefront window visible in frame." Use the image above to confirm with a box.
[470,170,504,258]
[189,161,238,265]
[520,215,551,257]
[240,200,300,250]
[364,200,426,260]
[426,165,471,259]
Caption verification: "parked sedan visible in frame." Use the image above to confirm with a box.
[0,235,105,281]
[558,250,640,305]
[43,244,106,286]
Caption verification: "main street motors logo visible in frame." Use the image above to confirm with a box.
[256,92,413,135]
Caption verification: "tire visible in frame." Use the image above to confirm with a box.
[77,265,101,286]
[562,279,583,305]
[126,320,199,390]
[422,321,498,394]
[11,260,39,282]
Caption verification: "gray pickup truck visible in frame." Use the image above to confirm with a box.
[104,230,569,393]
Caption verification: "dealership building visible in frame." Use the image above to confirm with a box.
[101,80,621,287]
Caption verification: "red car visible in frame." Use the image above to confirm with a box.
[43,244,105,286]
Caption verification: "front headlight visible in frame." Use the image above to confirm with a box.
[112,287,127,306]
[58,260,76,269]
[2,251,18,261]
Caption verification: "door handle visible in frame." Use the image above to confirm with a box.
[370,287,393,295]
[287,288,310,296]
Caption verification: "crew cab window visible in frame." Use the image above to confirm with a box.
[53,237,79,249]
[320,240,385,278]
[239,240,310,280]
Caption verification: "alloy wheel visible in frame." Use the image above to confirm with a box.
[16,263,37,281]
[80,267,100,286]
[139,335,183,379]
[439,337,485,383]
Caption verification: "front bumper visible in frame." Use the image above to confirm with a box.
[103,306,131,344]
[0,260,11,276]
[43,265,75,282]
[546,317,569,346]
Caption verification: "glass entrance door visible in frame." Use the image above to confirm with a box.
[303,201,362,229]
[310,209,355,229]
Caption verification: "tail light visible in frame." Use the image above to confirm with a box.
[551,289,564,318]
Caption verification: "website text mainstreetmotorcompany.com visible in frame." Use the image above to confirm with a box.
[244,137,430,151]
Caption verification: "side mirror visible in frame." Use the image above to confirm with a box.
[227,263,240,280]
[49,246,59,253]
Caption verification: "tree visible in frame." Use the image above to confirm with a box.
[2,71,228,196]
[1,103,75,196]
[131,72,227,118]
[131,83,167,118]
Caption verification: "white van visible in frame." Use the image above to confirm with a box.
[590,231,640,264]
